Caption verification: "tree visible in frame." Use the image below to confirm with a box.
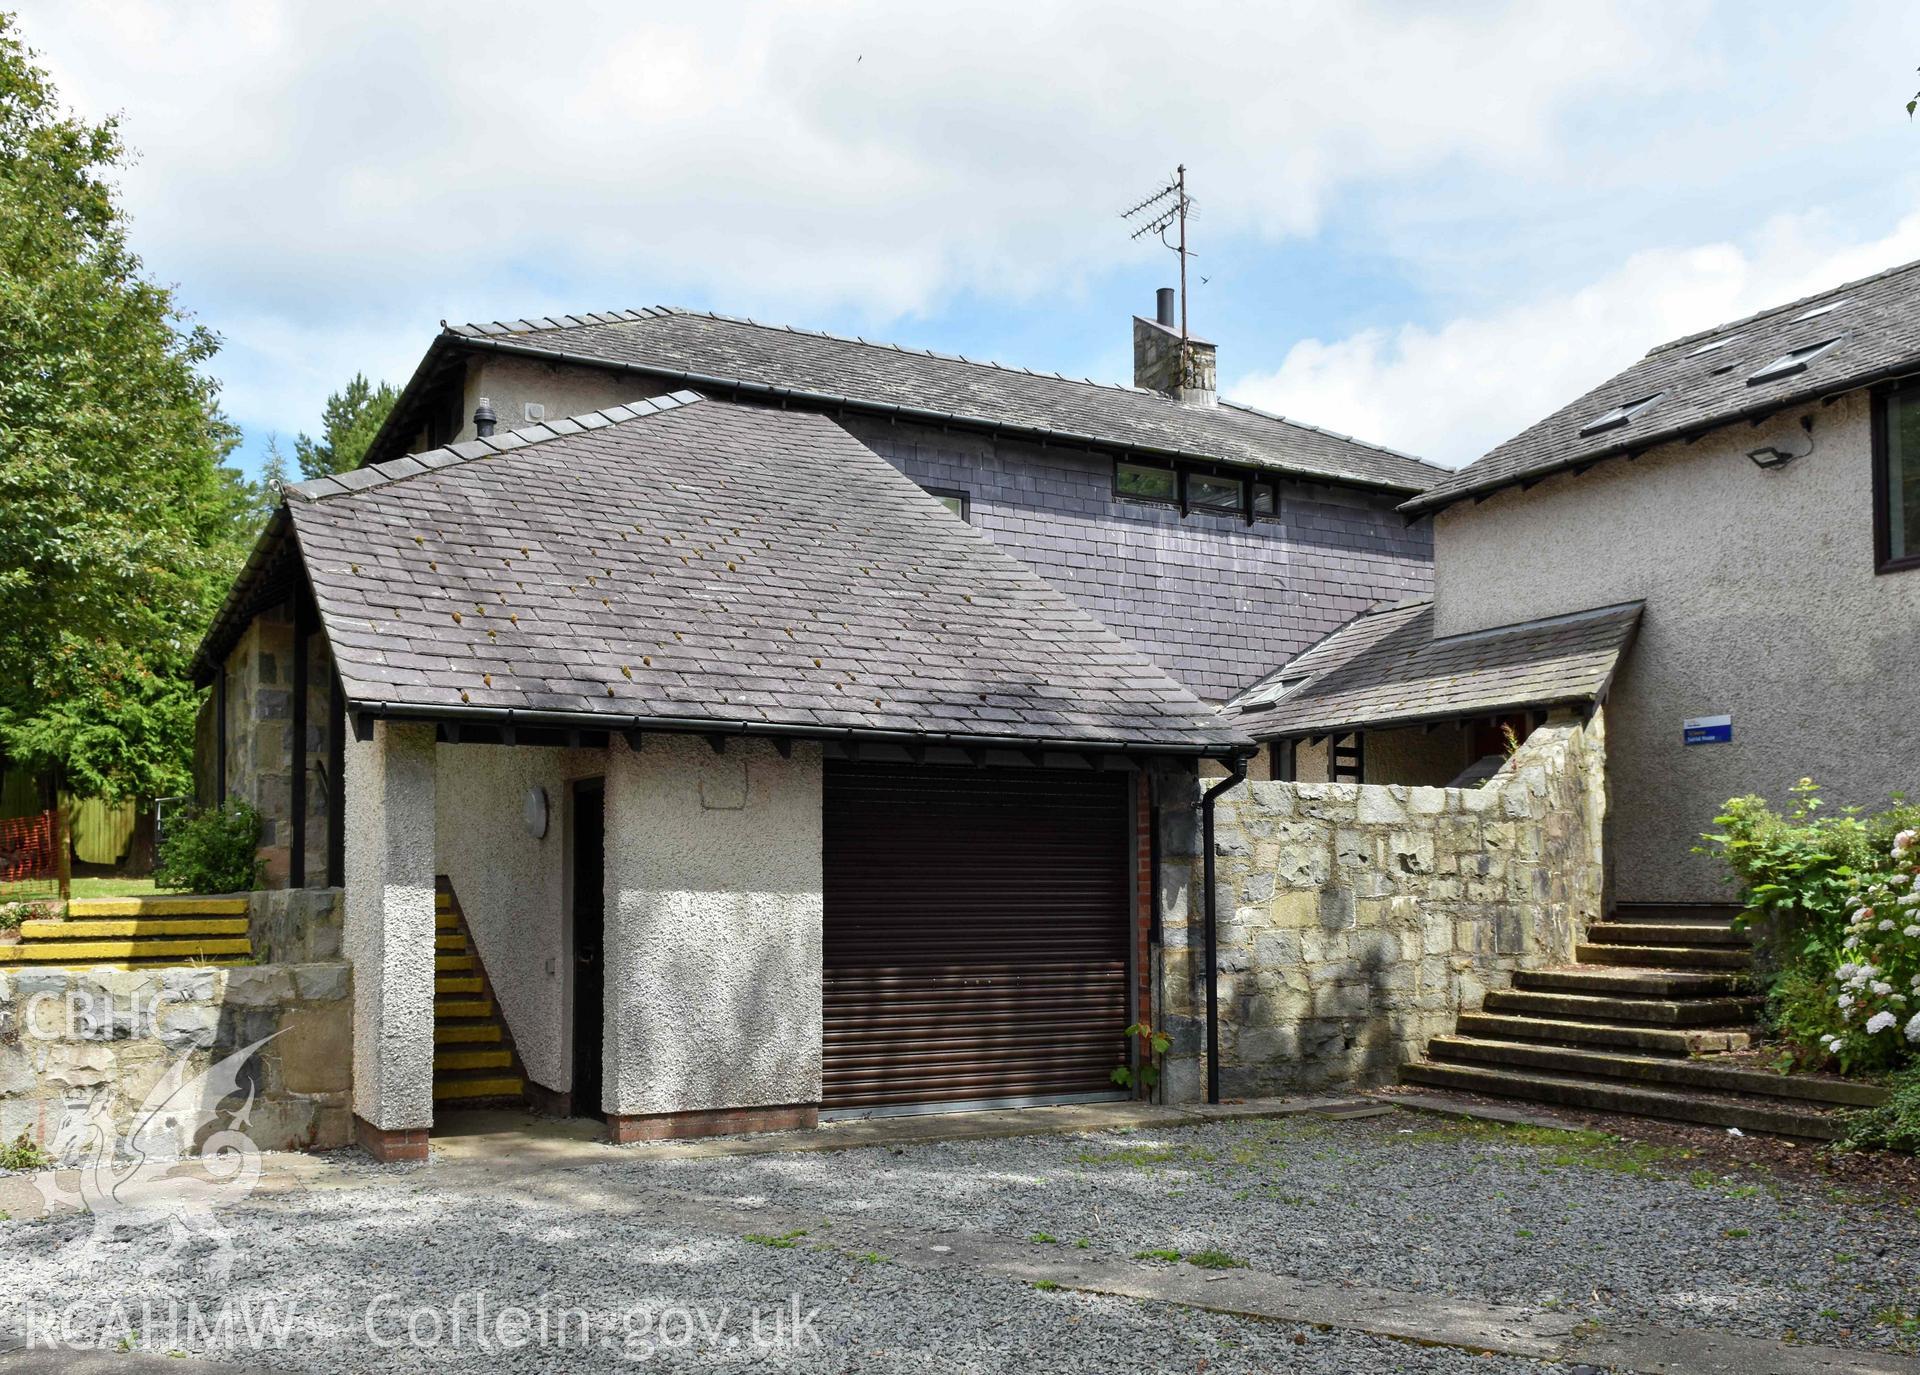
[0,13,260,800]
[293,372,397,479]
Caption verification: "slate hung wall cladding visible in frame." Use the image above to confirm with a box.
[842,418,1432,702]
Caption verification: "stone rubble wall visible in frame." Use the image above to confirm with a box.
[247,886,344,965]
[1159,711,1607,1100]
[0,962,353,1158]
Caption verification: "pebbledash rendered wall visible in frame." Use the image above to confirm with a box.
[1158,713,1608,1099]
[1434,394,1920,901]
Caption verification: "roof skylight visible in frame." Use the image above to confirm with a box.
[1578,391,1666,437]
[1793,299,1849,323]
[1687,334,1743,357]
[1746,336,1844,386]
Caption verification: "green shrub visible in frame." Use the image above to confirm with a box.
[152,800,263,894]
[1699,780,1920,1070]
[1841,1064,1920,1153]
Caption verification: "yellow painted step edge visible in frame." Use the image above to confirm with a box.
[434,954,475,972]
[434,1049,513,1072]
[434,1024,503,1044]
[21,919,249,940]
[434,1077,524,1100]
[435,999,493,1019]
[435,977,484,996]
[67,898,249,917]
[0,938,252,962]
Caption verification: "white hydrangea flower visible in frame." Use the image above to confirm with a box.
[1905,926,1920,939]
[1872,980,1894,996]
[1880,920,1897,931]
[1866,1010,1897,1035]
[1838,991,1856,1010]
[1896,829,1918,859]
[1907,1012,1920,1043]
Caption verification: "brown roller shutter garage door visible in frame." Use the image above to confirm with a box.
[823,761,1134,1112]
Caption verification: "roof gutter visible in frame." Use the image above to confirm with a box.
[1402,360,1920,518]
[446,333,1432,499]
[353,697,1257,764]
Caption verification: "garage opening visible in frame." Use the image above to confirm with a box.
[822,761,1134,1114]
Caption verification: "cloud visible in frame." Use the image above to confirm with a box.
[1231,210,1920,469]
[12,0,1918,472]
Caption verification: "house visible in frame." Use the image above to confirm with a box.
[194,391,1253,1158]
[357,294,1442,709]
[1232,258,1920,904]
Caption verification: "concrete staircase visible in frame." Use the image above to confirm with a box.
[3,897,253,967]
[1403,903,1886,1138]
[433,879,528,1107]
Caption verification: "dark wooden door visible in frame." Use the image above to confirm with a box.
[822,763,1132,1112]
[572,779,605,1119]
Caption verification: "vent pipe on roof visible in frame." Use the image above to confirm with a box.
[1155,287,1176,328]
[473,397,497,438]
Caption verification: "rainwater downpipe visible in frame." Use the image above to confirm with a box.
[1201,754,1250,1105]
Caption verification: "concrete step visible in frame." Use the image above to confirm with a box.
[1610,903,1743,925]
[66,897,249,918]
[1428,1036,1887,1108]
[1576,942,1751,972]
[19,918,249,940]
[434,933,467,952]
[0,936,252,964]
[435,913,458,931]
[435,954,475,973]
[435,975,484,997]
[1456,1012,1753,1057]
[434,1022,504,1046]
[1483,987,1762,1027]
[434,1047,514,1073]
[1399,1060,1849,1139]
[1587,921,1749,948]
[1515,967,1747,999]
[433,1073,525,1102]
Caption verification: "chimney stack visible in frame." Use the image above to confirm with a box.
[1133,290,1216,406]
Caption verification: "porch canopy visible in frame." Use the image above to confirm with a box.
[1227,597,1644,744]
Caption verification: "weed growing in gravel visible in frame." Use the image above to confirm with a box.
[744,1230,808,1249]
[1029,1232,1057,1244]
[1132,1248,1182,1262]
[1878,1308,1920,1335]
[1075,1145,1179,1167]
[1399,1119,1682,1177]
[1185,1249,1248,1270]
[1722,1228,1751,1239]
[1032,1280,1062,1292]
[855,1252,888,1264]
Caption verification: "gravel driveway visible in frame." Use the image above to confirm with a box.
[643,1112,1920,1355]
[0,1110,1912,1371]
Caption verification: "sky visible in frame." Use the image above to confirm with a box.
[18,1,1920,480]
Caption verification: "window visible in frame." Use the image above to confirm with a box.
[1875,385,1920,573]
[1185,471,1245,513]
[1579,391,1665,437]
[1747,336,1844,385]
[1251,478,1279,519]
[1115,460,1177,504]
[923,486,970,522]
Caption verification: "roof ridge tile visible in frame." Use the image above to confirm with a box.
[283,391,704,505]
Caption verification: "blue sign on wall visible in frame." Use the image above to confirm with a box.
[1683,714,1733,746]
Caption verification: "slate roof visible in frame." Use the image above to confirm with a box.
[1405,256,1920,515]
[1225,598,1642,739]
[269,393,1250,755]
[369,307,1443,494]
